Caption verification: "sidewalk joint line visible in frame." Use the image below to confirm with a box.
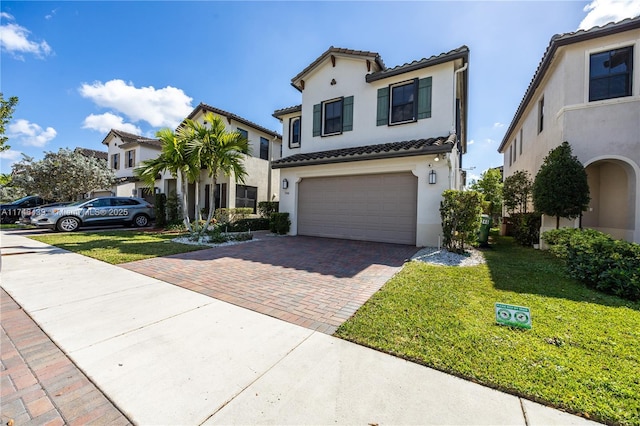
[198,330,317,425]
[519,397,530,426]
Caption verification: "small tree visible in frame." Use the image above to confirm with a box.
[440,190,484,253]
[533,141,590,228]
[503,170,532,214]
[11,148,115,201]
[470,168,503,223]
[0,93,19,152]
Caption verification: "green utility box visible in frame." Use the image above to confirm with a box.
[478,214,492,247]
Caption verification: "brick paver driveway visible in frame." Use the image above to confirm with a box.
[122,235,418,334]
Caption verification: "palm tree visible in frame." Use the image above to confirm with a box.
[135,128,200,232]
[181,112,249,237]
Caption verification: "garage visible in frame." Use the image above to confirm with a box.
[298,172,417,245]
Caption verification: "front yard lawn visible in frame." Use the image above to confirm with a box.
[336,235,640,426]
[30,230,206,264]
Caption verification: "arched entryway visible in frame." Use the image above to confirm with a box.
[583,157,638,243]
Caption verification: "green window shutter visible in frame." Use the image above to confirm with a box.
[417,77,432,119]
[376,87,389,126]
[312,103,321,137]
[342,96,354,132]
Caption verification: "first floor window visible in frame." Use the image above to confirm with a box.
[260,137,269,160]
[289,117,301,148]
[390,80,417,123]
[125,150,135,168]
[235,185,257,213]
[323,99,343,135]
[589,46,633,101]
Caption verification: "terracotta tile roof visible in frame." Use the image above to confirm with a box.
[291,47,385,88]
[74,147,108,161]
[100,129,161,148]
[272,104,302,119]
[499,15,640,152]
[366,46,470,83]
[184,103,282,139]
[272,134,456,169]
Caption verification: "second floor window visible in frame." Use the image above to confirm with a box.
[289,117,301,148]
[589,46,633,102]
[260,137,269,160]
[538,97,544,134]
[377,77,431,126]
[323,99,343,135]
[390,80,417,123]
[237,128,248,140]
[111,153,120,170]
[125,149,135,168]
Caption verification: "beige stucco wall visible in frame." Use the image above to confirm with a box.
[501,29,640,243]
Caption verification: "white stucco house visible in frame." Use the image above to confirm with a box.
[498,16,640,244]
[272,46,469,246]
[102,104,282,218]
[101,129,163,202]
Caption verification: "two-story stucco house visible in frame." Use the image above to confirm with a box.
[498,17,640,244]
[103,104,283,218]
[273,46,469,246]
[101,129,163,202]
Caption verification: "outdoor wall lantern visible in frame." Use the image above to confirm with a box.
[282,178,289,189]
[429,169,437,185]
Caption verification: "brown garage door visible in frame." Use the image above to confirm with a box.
[298,173,417,245]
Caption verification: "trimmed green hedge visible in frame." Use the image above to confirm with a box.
[542,228,640,301]
[510,212,541,247]
[223,217,270,232]
[269,212,290,235]
[258,201,279,218]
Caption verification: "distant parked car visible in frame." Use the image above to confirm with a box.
[0,195,53,224]
[31,197,155,232]
[19,201,73,225]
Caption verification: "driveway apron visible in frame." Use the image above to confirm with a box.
[122,235,419,334]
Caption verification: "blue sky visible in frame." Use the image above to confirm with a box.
[2,0,640,182]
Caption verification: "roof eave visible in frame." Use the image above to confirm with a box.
[366,47,469,83]
[272,146,453,169]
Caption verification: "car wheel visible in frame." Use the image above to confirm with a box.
[57,216,80,232]
[133,214,150,227]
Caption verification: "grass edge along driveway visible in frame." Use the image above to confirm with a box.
[30,230,205,264]
[336,235,640,426]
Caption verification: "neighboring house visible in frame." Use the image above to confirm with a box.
[272,46,469,246]
[102,104,283,218]
[498,17,640,244]
[176,103,282,218]
[74,147,113,198]
[101,129,163,203]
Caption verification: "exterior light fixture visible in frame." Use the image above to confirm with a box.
[429,170,437,185]
[282,179,289,189]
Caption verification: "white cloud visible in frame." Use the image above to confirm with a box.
[484,138,497,145]
[579,0,640,29]
[82,112,142,134]
[45,9,58,20]
[0,149,23,161]
[79,79,193,129]
[493,122,504,128]
[468,139,475,145]
[0,13,52,59]
[8,119,57,147]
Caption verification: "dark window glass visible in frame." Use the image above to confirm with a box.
[114,198,140,206]
[237,128,248,140]
[589,47,633,101]
[235,185,257,213]
[323,99,343,134]
[260,137,269,160]
[290,117,301,147]
[391,81,416,123]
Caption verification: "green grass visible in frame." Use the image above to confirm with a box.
[336,235,640,425]
[30,230,207,264]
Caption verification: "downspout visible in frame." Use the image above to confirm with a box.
[452,62,468,189]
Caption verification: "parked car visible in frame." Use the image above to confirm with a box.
[31,197,155,232]
[19,201,73,225]
[0,195,53,224]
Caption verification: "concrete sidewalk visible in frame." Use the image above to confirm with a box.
[0,231,599,425]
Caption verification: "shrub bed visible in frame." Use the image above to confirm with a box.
[269,212,290,235]
[542,228,640,301]
[510,212,541,246]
